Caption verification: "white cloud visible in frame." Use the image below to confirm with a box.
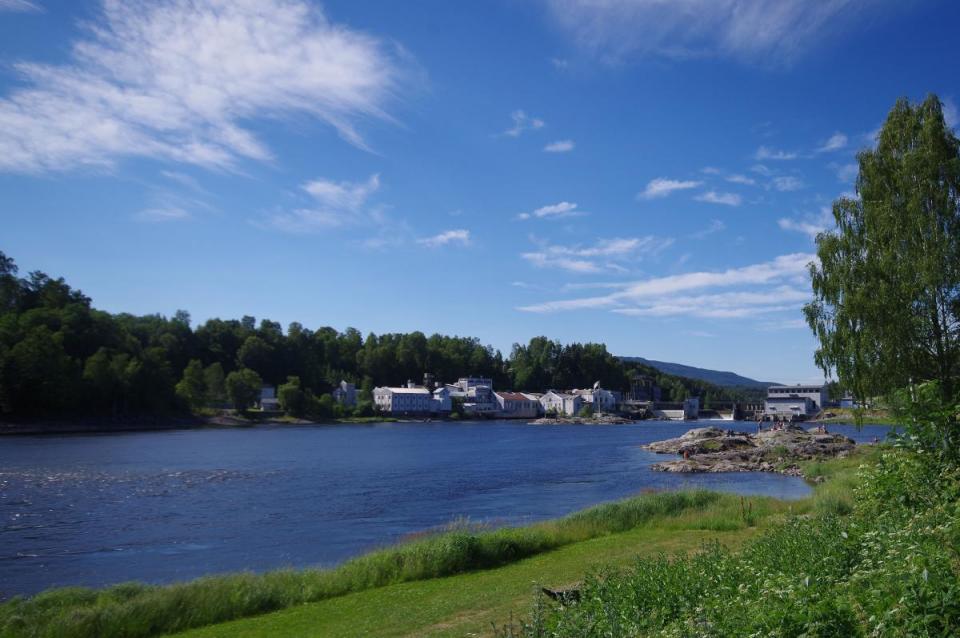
[611,286,810,319]
[831,162,859,183]
[755,146,797,161]
[543,0,883,64]
[518,252,816,314]
[418,229,471,248]
[522,236,673,273]
[692,219,726,239]
[695,191,742,206]
[778,206,834,239]
[266,173,382,233]
[0,0,406,174]
[0,0,41,11]
[517,201,585,220]
[638,177,702,199]
[544,139,575,153]
[303,174,381,211]
[772,176,804,192]
[504,110,546,137]
[551,57,570,69]
[701,166,722,175]
[816,132,848,153]
[726,174,756,185]
[751,164,774,176]
[136,206,190,223]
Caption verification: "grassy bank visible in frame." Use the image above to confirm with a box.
[500,445,960,637]
[0,450,874,638]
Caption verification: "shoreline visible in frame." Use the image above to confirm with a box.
[0,448,871,637]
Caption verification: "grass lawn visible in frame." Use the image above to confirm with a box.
[169,526,760,638]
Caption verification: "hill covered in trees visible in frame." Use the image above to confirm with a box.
[0,250,760,422]
[619,356,778,388]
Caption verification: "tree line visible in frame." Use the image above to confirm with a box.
[0,250,757,421]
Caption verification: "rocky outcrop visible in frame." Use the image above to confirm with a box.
[643,424,855,477]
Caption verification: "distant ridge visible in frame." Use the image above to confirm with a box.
[620,356,778,388]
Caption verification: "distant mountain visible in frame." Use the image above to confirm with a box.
[620,356,779,389]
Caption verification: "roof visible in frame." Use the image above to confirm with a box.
[377,387,431,395]
[768,384,824,390]
[497,392,530,401]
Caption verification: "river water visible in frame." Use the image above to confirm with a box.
[0,420,891,598]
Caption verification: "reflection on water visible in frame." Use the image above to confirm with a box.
[0,420,891,598]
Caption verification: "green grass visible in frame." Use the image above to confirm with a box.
[1,451,872,638]
[497,445,960,637]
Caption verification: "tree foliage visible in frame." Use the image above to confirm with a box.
[225,368,261,412]
[805,94,960,455]
[0,249,754,423]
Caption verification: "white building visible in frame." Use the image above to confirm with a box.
[573,382,618,413]
[495,392,542,418]
[457,377,494,391]
[540,390,584,417]
[766,385,828,411]
[464,385,498,415]
[332,380,356,407]
[765,396,815,419]
[432,386,452,413]
[260,385,280,411]
[373,386,433,414]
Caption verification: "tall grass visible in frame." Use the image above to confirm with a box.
[499,446,960,637]
[1,489,750,638]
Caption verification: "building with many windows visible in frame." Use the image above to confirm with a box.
[766,385,827,411]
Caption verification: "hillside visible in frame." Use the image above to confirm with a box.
[620,356,778,389]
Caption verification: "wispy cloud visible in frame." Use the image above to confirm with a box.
[611,286,810,319]
[755,146,797,161]
[695,191,741,206]
[771,176,804,192]
[638,178,702,199]
[503,110,546,137]
[778,206,833,239]
[692,219,726,239]
[816,132,848,153]
[136,206,190,223]
[517,201,585,220]
[830,162,859,183]
[543,0,885,64]
[544,139,575,153]
[0,0,41,12]
[265,174,382,233]
[418,229,471,248]
[751,164,774,176]
[0,0,406,174]
[522,236,673,273]
[518,252,816,314]
[726,174,756,185]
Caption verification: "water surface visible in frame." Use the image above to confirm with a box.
[0,420,890,598]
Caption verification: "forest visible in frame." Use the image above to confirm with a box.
[0,250,760,421]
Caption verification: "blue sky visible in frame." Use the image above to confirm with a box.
[1,0,958,384]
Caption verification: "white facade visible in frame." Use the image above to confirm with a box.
[432,387,452,412]
[373,387,433,414]
[457,377,494,391]
[765,396,815,418]
[332,380,356,407]
[767,385,827,411]
[495,392,542,418]
[573,384,618,413]
[540,390,584,416]
[260,385,280,411]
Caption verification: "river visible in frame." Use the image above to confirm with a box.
[0,420,891,598]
